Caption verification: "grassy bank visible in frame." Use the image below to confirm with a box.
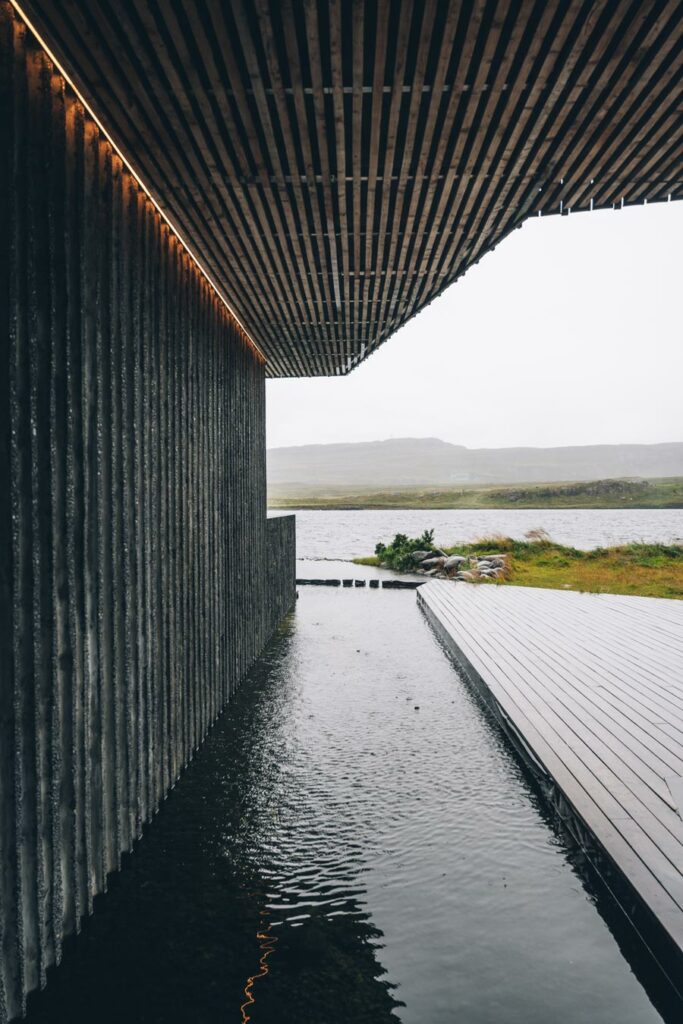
[269,476,683,510]
[355,535,683,600]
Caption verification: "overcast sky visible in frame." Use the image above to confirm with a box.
[267,201,682,451]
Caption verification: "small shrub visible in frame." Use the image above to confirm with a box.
[374,528,436,571]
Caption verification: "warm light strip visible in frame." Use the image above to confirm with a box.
[9,0,267,365]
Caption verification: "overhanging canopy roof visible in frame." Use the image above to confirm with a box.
[20,0,683,376]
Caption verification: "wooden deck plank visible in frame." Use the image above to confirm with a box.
[422,586,683,869]
[422,585,683,821]
[418,581,683,970]
[424,584,683,777]
[457,591,683,765]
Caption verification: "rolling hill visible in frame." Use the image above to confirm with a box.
[267,438,683,493]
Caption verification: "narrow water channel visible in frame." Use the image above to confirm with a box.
[27,587,678,1023]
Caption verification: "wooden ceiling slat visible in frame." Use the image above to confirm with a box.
[136,2,300,360]
[593,113,683,210]
[351,0,364,357]
[369,0,414,353]
[329,0,350,369]
[403,1,589,329]
[543,1,668,191]
[305,0,346,374]
[386,0,526,338]
[565,93,681,213]
[444,2,584,252]
[208,0,315,376]
[512,4,656,217]
[193,0,317,370]
[559,8,682,210]
[453,1,575,250]
[387,0,529,342]
[499,3,661,220]
[376,1,482,347]
[360,0,391,356]
[279,0,339,373]
[55,0,283,352]
[382,1,463,334]
[250,0,333,372]
[21,0,683,376]
[375,0,439,338]
[489,7,679,234]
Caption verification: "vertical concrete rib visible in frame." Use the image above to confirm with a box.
[121,201,133,835]
[26,45,53,988]
[109,154,126,861]
[0,6,296,1020]
[49,62,69,962]
[63,93,86,937]
[157,224,169,793]
[10,17,37,1007]
[81,115,100,910]
[0,12,17,1019]
[96,137,115,882]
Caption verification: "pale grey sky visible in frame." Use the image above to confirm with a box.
[267,201,682,450]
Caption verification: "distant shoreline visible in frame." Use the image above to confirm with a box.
[268,476,683,511]
[269,500,683,510]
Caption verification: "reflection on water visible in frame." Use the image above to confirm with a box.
[27,588,679,1023]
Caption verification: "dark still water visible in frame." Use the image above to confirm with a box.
[28,588,677,1023]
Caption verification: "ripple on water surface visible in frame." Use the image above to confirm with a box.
[281,506,683,560]
[26,588,678,1024]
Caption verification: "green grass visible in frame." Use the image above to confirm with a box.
[268,476,683,510]
[354,535,683,600]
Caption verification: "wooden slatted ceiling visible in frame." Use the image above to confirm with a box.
[18,0,683,377]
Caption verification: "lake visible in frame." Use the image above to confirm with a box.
[272,508,683,561]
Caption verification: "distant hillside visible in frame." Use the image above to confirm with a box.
[267,438,683,492]
[268,477,683,510]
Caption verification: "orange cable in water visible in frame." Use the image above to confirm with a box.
[240,908,279,1023]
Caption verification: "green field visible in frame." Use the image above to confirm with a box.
[355,534,683,601]
[269,476,683,510]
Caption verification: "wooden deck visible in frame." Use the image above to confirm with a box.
[418,581,683,986]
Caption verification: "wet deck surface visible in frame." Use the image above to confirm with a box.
[419,581,683,993]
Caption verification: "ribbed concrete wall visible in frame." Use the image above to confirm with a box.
[0,8,295,1021]
[266,516,297,630]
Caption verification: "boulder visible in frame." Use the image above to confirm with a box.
[444,555,467,570]
[411,550,431,563]
[486,555,508,568]
[421,556,446,569]
[456,570,475,581]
